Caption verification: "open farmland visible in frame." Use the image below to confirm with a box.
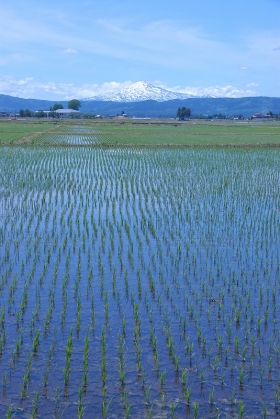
[0,144,280,418]
[0,118,280,146]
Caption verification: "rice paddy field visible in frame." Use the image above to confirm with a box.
[0,119,280,418]
[0,118,279,146]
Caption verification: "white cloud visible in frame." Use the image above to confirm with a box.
[0,10,249,71]
[0,76,260,99]
[60,48,78,54]
[161,83,258,98]
[240,66,248,70]
[0,76,134,100]
[247,82,259,87]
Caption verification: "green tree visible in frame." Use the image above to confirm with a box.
[48,111,58,118]
[52,103,64,111]
[20,109,32,117]
[24,109,32,117]
[176,107,182,119]
[176,106,191,120]
[68,99,81,110]
[35,111,45,118]
[181,107,191,119]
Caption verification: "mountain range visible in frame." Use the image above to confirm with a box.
[0,80,279,117]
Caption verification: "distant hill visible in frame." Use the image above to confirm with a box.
[0,93,280,117]
[0,95,68,113]
[80,97,280,118]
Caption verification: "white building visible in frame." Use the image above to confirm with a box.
[55,109,82,118]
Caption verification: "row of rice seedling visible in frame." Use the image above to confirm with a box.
[35,133,102,146]
[0,146,279,417]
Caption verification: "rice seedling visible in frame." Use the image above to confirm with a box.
[159,370,166,387]
[77,387,85,419]
[170,401,177,418]
[6,404,13,419]
[259,368,264,386]
[238,401,245,418]
[101,327,107,386]
[262,402,267,419]
[181,368,188,385]
[209,386,215,405]
[31,390,39,418]
[192,402,199,419]
[125,403,131,419]
[82,332,90,388]
[239,367,245,387]
[148,403,153,419]
[185,386,191,405]
[2,373,7,388]
[32,330,40,354]
[268,355,273,372]
[0,142,279,417]
[144,386,151,404]
[102,398,111,418]
[174,355,180,372]
[43,370,48,387]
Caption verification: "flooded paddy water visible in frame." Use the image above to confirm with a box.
[0,146,279,418]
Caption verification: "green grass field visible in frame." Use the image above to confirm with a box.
[0,118,279,146]
[0,120,61,145]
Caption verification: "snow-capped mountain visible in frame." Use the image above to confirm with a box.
[82,81,212,102]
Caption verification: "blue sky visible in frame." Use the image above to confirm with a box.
[1,0,279,99]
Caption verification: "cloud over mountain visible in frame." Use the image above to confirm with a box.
[0,77,260,101]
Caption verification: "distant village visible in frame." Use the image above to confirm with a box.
[0,99,279,121]
[0,110,278,121]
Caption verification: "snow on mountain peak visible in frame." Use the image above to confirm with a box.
[82,81,205,102]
